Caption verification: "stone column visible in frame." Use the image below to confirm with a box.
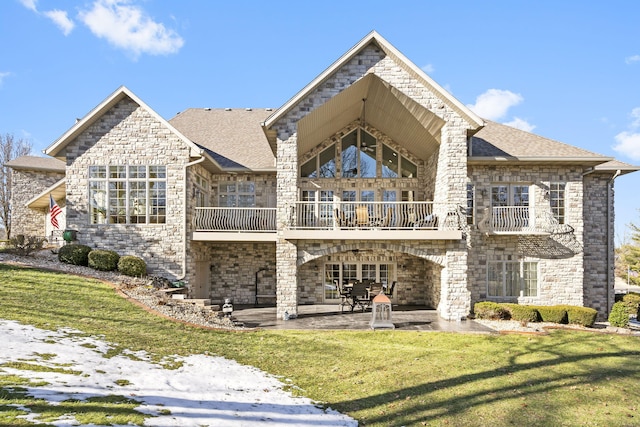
[435,121,471,320]
[276,132,299,319]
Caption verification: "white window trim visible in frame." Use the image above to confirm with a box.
[487,258,539,298]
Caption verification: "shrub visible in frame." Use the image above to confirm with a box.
[58,244,92,266]
[533,306,568,324]
[118,255,146,277]
[88,249,120,271]
[621,292,640,315]
[503,304,540,322]
[562,306,598,327]
[474,301,510,320]
[9,235,47,256]
[608,301,630,327]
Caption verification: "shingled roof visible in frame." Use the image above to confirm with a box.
[469,120,613,164]
[169,108,275,172]
[5,155,65,172]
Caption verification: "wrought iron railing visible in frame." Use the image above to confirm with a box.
[478,206,573,234]
[194,207,276,232]
[290,201,466,230]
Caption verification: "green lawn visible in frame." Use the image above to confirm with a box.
[1,263,639,426]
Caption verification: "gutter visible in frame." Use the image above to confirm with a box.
[177,155,206,281]
[606,169,621,316]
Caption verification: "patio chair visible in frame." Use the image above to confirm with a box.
[337,280,352,313]
[355,205,369,227]
[349,282,369,312]
[385,281,396,297]
[367,282,383,301]
[380,208,392,228]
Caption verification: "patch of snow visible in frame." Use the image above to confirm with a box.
[0,319,356,426]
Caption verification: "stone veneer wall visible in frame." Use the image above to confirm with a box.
[270,43,474,320]
[467,165,589,313]
[64,99,190,279]
[9,169,64,238]
[582,173,615,318]
[189,241,276,305]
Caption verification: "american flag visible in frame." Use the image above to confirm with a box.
[49,194,62,229]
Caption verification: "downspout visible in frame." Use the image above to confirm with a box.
[177,155,206,281]
[606,169,621,316]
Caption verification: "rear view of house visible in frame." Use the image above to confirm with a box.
[7,31,637,321]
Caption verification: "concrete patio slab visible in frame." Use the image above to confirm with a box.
[231,304,495,333]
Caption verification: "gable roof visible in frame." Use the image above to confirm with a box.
[468,120,614,165]
[5,155,65,172]
[43,86,224,173]
[263,31,484,138]
[169,108,275,172]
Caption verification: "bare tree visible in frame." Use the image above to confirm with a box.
[0,133,33,239]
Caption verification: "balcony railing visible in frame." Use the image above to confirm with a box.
[291,201,466,231]
[194,207,276,232]
[478,206,572,235]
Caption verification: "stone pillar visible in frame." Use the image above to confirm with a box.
[438,245,471,320]
[435,121,471,320]
[276,132,299,319]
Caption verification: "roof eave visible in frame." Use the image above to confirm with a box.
[262,31,484,133]
[467,156,614,165]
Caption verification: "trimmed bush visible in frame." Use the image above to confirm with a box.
[608,301,630,328]
[533,306,568,324]
[88,250,120,271]
[621,292,640,316]
[58,244,92,266]
[118,255,146,277]
[474,301,510,320]
[503,303,540,322]
[562,306,598,327]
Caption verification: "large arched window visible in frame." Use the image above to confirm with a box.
[300,127,417,179]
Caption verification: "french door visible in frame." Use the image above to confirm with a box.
[323,262,395,301]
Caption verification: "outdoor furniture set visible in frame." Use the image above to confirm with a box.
[338,279,396,313]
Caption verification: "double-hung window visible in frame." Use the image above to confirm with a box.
[549,182,566,224]
[89,165,166,225]
[219,182,255,207]
[487,260,538,297]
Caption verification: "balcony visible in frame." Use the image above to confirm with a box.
[284,201,465,240]
[192,207,276,242]
[478,206,573,235]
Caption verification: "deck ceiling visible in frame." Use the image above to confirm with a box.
[297,74,445,160]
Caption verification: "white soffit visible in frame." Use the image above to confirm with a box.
[297,74,444,160]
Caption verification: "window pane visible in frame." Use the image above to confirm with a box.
[505,263,520,296]
[513,186,529,206]
[523,262,538,296]
[149,166,166,179]
[466,183,474,225]
[382,144,398,178]
[129,165,146,179]
[108,182,127,223]
[149,181,166,223]
[109,166,126,179]
[492,186,509,207]
[360,191,375,202]
[361,264,376,281]
[301,157,317,178]
[341,130,358,177]
[324,264,340,300]
[318,146,336,178]
[238,182,255,193]
[89,181,106,224]
[360,130,376,178]
[343,264,358,284]
[89,166,106,179]
[238,195,255,207]
[487,262,504,297]
[129,182,147,223]
[550,182,566,224]
[401,156,417,178]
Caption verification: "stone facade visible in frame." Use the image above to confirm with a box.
[10,169,64,238]
[64,99,191,278]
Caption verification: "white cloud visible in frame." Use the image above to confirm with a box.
[467,89,523,121]
[43,10,75,36]
[613,107,640,160]
[422,64,435,74]
[78,0,184,58]
[625,55,640,64]
[614,131,640,160]
[503,117,536,133]
[0,71,11,87]
[19,0,37,11]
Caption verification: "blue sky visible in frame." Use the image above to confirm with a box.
[2,0,639,242]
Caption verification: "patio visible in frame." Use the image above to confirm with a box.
[231,304,495,332]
